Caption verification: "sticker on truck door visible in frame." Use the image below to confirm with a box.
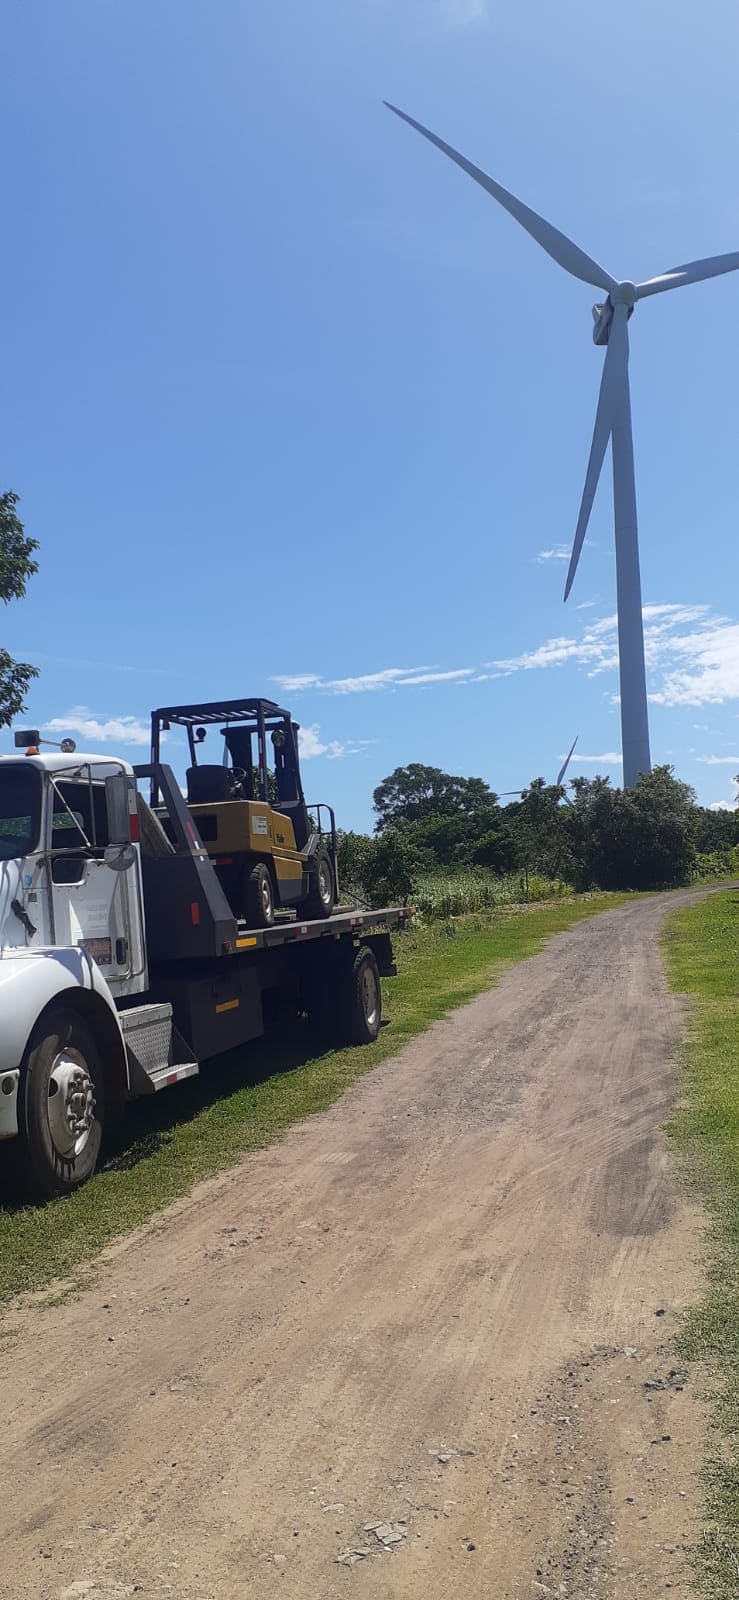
[251,816,269,836]
[79,936,113,966]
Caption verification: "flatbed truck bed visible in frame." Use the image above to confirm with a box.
[227,905,410,953]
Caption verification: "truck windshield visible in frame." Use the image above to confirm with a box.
[0,765,42,860]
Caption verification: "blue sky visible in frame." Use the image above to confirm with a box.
[2,0,738,829]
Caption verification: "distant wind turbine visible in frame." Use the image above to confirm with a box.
[498,734,579,802]
[385,103,739,787]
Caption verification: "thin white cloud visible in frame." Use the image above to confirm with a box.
[535,546,570,564]
[43,708,151,745]
[275,674,323,693]
[19,650,186,679]
[494,601,739,709]
[275,600,739,717]
[440,0,486,22]
[573,752,623,764]
[650,621,739,707]
[696,755,739,766]
[274,665,474,696]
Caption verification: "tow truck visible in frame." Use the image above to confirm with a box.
[0,727,408,1198]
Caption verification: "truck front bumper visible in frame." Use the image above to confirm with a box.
[0,1071,20,1140]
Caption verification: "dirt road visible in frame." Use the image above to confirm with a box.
[0,892,708,1600]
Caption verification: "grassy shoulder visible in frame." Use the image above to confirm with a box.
[662,889,739,1598]
[0,892,628,1310]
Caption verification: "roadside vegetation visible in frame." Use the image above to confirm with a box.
[0,892,628,1309]
[338,760,739,912]
[0,489,39,725]
[663,889,739,1600]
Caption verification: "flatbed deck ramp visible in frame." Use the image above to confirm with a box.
[0,892,708,1599]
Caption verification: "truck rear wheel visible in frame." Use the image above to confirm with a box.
[339,945,381,1045]
[244,861,276,928]
[301,849,335,921]
[14,1009,104,1199]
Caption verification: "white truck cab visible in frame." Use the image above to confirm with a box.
[0,747,146,1192]
[0,749,146,983]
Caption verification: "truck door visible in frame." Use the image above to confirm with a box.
[47,775,145,991]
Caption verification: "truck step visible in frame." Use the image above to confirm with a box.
[144,1060,200,1092]
[121,1002,199,1096]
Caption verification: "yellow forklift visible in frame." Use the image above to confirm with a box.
[149,698,338,928]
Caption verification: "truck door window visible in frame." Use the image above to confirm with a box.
[51,783,110,852]
[0,765,41,859]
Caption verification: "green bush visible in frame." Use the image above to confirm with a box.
[694,846,739,879]
[412,868,571,920]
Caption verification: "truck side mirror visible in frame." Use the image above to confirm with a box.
[104,843,137,873]
[105,773,138,847]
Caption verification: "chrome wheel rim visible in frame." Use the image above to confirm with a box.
[47,1050,96,1159]
[361,964,379,1028]
[318,861,332,906]
[261,872,273,917]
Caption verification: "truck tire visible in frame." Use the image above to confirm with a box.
[338,945,382,1045]
[13,1008,105,1199]
[244,861,275,928]
[301,849,335,921]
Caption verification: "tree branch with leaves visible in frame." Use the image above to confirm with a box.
[0,491,39,727]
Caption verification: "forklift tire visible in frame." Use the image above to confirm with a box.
[301,849,336,921]
[244,861,276,928]
[10,1009,104,1199]
[338,945,381,1045]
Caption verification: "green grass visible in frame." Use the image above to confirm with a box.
[0,892,628,1312]
[663,889,739,1599]
[411,867,572,919]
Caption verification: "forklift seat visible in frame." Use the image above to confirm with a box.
[186,765,232,804]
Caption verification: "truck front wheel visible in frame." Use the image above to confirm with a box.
[14,1009,105,1198]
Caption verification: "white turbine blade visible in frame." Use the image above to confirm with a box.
[555,734,579,787]
[636,251,739,299]
[563,302,630,602]
[384,103,616,293]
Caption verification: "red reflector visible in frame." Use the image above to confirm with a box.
[166,1072,178,1086]
[214,856,234,866]
[190,902,200,925]
[129,811,141,844]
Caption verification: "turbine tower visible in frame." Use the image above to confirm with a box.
[386,104,739,787]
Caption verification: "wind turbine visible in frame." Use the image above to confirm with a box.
[498,734,579,802]
[385,103,739,787]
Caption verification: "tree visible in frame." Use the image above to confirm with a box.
[566,766,697,890]
[694,805,739,854]
[373,763,500,866]
[337,828,418,908]
[373,763,498,832]
[510,778,575,882]
[0,492,38,726]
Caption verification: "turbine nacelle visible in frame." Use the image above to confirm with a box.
[592,288,635,345]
